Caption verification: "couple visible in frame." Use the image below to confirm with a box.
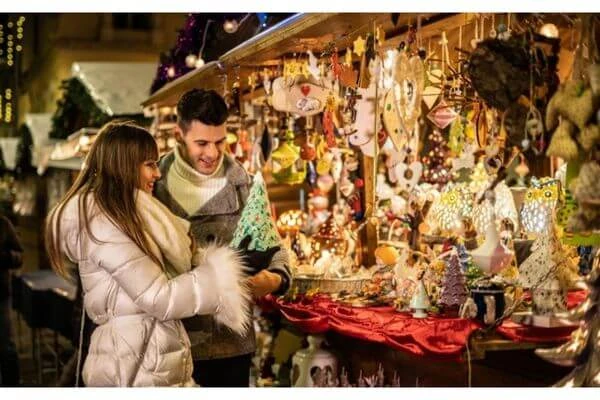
[44,89,290,387]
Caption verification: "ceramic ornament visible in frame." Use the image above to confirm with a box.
[270,77,329,116]
[427,99,458,130]
[520,178,561,236]
[382,53,425,151]
[451,143,476,172]
[469,209,514,275]
[230,172,282,252]
[410,279,431,318]
[394,161,423,192]
[306,50,321,81]
[350,58,381,157]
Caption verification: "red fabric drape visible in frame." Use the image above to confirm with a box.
[261,290,586,360]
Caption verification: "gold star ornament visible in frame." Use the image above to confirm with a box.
[353,35,366,57]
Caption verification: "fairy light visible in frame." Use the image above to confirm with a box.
[0,16,25,126]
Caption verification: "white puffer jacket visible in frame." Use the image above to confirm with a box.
[55,193,249,387]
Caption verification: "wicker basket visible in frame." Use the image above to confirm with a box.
[292,276,370,294]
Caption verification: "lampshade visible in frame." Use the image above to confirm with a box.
[428,183,473,233]
[310,215,348,264]
[520,178,561,236]
[277,210,308,235]
[472,182,519,236]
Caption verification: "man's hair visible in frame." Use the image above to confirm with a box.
[177,88,229,132]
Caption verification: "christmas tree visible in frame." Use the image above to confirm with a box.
[421,129,451,188]
[230,171,282,251]
[439,252,468,309]
[518,226,579,315]
[535,253,599,387]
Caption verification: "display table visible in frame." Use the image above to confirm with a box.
[262,290,587,361]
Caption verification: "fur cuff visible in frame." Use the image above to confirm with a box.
[195,245,252,336]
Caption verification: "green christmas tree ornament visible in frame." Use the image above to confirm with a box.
[230,171,282,251]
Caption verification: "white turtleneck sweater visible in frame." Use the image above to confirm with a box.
[167,145,228,215]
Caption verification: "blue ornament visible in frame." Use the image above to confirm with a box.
[257,13,268,28]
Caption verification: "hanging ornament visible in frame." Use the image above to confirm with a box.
[300,134,317,161]
[422,67,443,109]
[350,58,380,157]
[271,127,306,185]
[344,47,353,66]
[427,99,458,130]
[451,142,476,173]
[307,50,320,80]
[375,25,386,46]
[195,57,205,69]
[353,35,366,57]
[394,161,423,192]
[358,34,375,89]
[383,52,425,150]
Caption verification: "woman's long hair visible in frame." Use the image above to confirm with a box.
[45,121,162,277]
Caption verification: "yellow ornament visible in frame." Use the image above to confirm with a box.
[353,35,366,57]
[375,25,385,45]
[345,48,353,66]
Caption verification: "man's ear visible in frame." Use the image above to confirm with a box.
[174,125,184,143]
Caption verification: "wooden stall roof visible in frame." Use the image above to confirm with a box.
[141,61,221,109]
[141,12,451,109]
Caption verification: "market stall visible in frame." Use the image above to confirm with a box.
[140,12,600,387]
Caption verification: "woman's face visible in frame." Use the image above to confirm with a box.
[139,159,161,193]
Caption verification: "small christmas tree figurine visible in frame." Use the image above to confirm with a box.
[231,171,282,251]
[421,129,451,188]
[439,251,468,312]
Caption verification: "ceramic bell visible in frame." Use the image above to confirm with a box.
[409,279,430,318]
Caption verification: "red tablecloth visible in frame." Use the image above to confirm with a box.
[261,290,587,361]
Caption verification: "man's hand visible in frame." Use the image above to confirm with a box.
[236,236,280,274]
[247,270,282,298]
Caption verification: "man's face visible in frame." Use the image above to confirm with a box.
[177,120,226,175]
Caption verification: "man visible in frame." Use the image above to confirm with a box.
[0,214,23,386]
[154,88,291,387]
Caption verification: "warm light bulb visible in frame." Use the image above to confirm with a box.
[167,66,176,78]
[185,54,197,68]
[223,19,239,34]
[195,57,205,69]
[539,23,559,39]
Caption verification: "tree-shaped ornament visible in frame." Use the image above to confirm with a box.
[230,171,282,252]
[518,224,579,315]
[439,252,468,313]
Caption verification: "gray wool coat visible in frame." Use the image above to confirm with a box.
[154,152,291,360]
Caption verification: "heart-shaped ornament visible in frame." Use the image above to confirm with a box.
[300,85,311,96]
[395,161,423,192]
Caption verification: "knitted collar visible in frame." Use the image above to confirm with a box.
[172,144,225,185]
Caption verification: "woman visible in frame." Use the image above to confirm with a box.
[45,121,249,387]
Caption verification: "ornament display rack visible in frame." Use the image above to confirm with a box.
[140,12,599,387]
